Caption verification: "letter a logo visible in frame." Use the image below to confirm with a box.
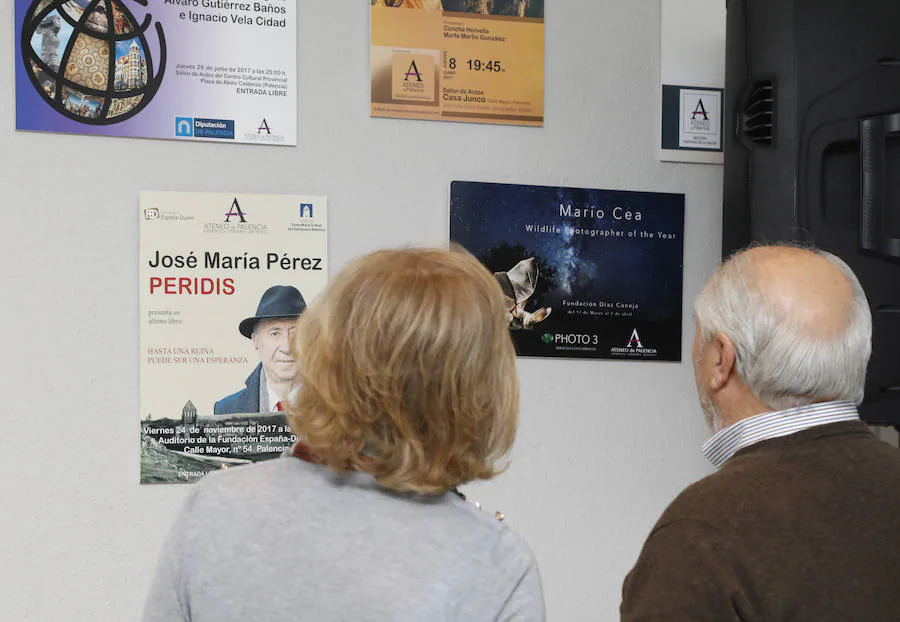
[225,198,247,223]
[627,329,643,349]
[404,60,423,82]
[691,98,709,121]
[257,118,271,134]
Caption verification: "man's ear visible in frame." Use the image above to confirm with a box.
[709,331,737,391]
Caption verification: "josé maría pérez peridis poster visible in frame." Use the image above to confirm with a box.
[139,191,327,484]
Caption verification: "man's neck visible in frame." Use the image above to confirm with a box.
[719,402,771,430]
[265,374,293,405]
[714,382,775,431]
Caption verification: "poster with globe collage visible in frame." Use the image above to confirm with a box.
[15,0,297,145]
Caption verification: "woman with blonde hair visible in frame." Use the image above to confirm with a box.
[144,247,545,621]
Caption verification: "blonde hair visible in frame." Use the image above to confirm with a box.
[288,247,519,494]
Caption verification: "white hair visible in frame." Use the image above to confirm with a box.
[694,246,872,409]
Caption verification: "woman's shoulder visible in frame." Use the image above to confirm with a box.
[443,492,538,564]
[189,459,536,564]
[187,457,320,509]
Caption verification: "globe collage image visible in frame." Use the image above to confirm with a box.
[22,0,164,124]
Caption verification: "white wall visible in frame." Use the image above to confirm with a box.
[0,1,723,620]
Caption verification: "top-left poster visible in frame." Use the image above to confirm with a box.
[15,0,297,145]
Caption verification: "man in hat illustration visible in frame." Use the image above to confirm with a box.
[214,285,307,415]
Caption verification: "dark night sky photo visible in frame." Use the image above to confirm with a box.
[450,181,685,324]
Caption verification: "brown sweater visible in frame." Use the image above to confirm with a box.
[621,422,900,622]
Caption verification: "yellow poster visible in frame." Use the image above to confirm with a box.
[370,1,544,127]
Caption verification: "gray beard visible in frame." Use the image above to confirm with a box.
[699,384,724,434]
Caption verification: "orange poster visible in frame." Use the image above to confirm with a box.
[370,1,544,127]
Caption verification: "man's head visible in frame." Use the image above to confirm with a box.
[692,245,871,433]
[239,285,307,384]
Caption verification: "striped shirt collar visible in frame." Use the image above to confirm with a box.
[702,400,860,469]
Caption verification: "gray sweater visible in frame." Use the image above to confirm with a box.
[143,456,545,621]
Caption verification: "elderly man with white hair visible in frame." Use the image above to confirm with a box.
[621,245,900,622]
